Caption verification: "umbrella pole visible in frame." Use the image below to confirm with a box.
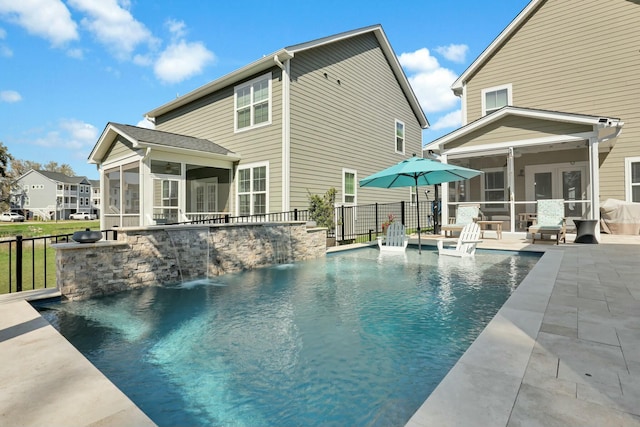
[434,184,439,235]
[415,177,421,254]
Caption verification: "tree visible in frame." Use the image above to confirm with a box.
[0,142,11,178]
[0,142,14,211]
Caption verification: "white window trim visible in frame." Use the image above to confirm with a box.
[481,83,512,116]
[395,119,405,155]
[480,167,507,212]
[234,72,272,133]
[624,156,640,202]
[235,161,269,216]
[342,168,357,205]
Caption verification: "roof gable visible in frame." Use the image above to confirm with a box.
[425,106,622,152]
[89,122,240,164]
[452,0,542,94]
[145,25,428,128]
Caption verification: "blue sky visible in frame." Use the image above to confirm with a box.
[0,0,530,179]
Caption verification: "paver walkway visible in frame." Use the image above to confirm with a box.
[407,235,640,427]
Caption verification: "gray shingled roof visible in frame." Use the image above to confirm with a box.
[38,170,90,184]
[110,122,235,156]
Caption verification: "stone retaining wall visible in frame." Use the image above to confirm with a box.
[54,222,327,301]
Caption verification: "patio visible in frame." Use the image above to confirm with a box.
[2,234,640,426]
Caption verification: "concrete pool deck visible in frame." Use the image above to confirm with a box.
[1,233,639,426]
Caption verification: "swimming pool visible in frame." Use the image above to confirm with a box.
[36,247,540,427]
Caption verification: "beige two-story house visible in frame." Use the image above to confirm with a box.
[89,25,428,229]
[424,0,637,235]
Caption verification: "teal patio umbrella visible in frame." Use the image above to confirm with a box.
[359,156,482,253]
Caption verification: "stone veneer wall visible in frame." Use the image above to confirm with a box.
[54,222,327,301]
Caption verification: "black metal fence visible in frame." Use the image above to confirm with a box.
[0,230,118,295]
[1,200,438,295]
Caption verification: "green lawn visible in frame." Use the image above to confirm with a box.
[0,220,100,294]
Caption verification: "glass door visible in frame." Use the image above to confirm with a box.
[525,163,588,222]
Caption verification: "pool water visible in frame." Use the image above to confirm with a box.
[36,247,540,427]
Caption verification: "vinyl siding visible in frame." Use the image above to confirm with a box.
[289,32,423,208]
[446,116,592,150]
[464,0,640,200]
[105,136,138,160]
[19,172,57,209]
[154,68,284,213]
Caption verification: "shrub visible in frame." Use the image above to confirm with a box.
[308,188,336,231]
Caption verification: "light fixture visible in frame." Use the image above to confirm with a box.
[518,169,525,177]
[165,162,173,173]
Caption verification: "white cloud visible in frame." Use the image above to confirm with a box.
[435,44,469,63]
[0,0,78,46]
[166,19,186,40]
[34,119,97,150]
[400,47,460,113]
[0,89,22,102]
[154,40,215,84]
[0,27,5,38]
[67,0,157,60]
[399,48,439,73]
[136,117,155,129]
[429,110,462,131]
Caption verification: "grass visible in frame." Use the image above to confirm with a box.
[0,220,99,295]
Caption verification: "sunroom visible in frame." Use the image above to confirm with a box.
[425,107,623,235]
[89,123,240,229]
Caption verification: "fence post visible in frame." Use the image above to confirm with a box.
[16,235,23,292]
[401,201,406,226]
[341,205,346,243]
[375,203,379,235]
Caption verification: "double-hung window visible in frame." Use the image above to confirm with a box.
[482,167,507,211]
[625,157,640,202]
[343,169,356,205]
[237,162,268,215]
[395,120,405,154]
[482,84,512,115]
[235,73,272,131]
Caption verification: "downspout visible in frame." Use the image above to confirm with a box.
[274,54,291,213]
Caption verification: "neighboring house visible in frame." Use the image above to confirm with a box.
[423,0,636,235]
[88,25,429,229]
[11,170,96,220]
[90,179,101,218]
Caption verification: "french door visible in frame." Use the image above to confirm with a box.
[525,162,588,220]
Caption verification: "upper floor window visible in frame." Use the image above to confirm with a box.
[482,84,512,115]
[395,120,405,154]
[235,73,272,132]
[625,157,640,202]
[343,169,357,205]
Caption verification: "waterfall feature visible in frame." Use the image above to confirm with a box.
[166,229,185,284]
[266,224,293,265]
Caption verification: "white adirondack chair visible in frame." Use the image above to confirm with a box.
[437,222,482,257]
[378,222,409,252]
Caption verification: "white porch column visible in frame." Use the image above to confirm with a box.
[588,136,600,235]
[507,147,516,233]
[440,154,449,235]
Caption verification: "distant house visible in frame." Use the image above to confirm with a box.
[11,170,97,220]
[424,0,635,235]
[88,25,429,229]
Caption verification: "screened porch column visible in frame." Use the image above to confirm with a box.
[507,147,516,233]
[588,136,600,232]
[440,153,450,234]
